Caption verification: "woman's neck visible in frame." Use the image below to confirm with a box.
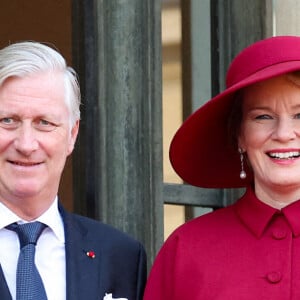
[254,181,300,209]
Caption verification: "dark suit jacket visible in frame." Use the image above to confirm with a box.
[0,205,147,300]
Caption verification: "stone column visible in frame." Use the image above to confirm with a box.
[72,0,163,265]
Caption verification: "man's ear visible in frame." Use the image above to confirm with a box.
[67,120,79,155]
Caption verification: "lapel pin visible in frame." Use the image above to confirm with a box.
[86,250,96,259]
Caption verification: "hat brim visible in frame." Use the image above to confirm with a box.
[170,60,300,188]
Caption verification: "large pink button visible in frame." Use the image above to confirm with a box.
[266,271,282,283]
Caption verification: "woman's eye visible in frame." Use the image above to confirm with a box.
[294,113,300,119]
[255,114,272,120]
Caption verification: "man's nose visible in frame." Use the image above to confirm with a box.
[14,124,39,155]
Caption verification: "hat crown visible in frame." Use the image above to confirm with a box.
[226,36,300,88]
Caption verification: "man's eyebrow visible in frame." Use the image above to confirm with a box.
[0,111,17,116]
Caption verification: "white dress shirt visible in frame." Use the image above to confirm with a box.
[0,198,66,300]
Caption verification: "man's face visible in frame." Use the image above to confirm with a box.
[0,71,78,211]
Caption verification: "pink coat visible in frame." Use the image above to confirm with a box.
[144,187,300,299]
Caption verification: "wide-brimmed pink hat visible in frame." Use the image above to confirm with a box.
[170,35,300,188]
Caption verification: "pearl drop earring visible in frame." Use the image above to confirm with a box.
[239,148,247,179]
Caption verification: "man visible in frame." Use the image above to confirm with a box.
[0,41,146,300]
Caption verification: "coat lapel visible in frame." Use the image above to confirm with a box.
[60,207,102,300]
[0,265,12,300]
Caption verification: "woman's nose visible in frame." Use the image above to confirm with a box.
[272,118,297,141]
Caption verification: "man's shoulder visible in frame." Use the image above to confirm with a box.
[64,211,144,252]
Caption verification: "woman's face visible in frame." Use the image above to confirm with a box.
[239,74,300,194]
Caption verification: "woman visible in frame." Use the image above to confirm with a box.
[143,36,300,299]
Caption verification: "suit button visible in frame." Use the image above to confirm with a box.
[266,271,282,283]
[272,229,287,240]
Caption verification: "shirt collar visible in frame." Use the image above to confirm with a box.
[282,200,300,236]
[234,187,300,238]
[234,187,277,238]
[0,197,65,243]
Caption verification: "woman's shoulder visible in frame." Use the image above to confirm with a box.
[167,204,239,243]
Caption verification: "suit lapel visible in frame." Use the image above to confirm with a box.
[60,207,102,300]
[0,265,12,300]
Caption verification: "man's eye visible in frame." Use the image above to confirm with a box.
[0,117,18,129]
[39,119,50,126]
[1,117,14,124]
[35,119,57,131]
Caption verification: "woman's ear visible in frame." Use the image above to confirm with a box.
[237,134,245,152]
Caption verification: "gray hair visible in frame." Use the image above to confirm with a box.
[0,41,81,126]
